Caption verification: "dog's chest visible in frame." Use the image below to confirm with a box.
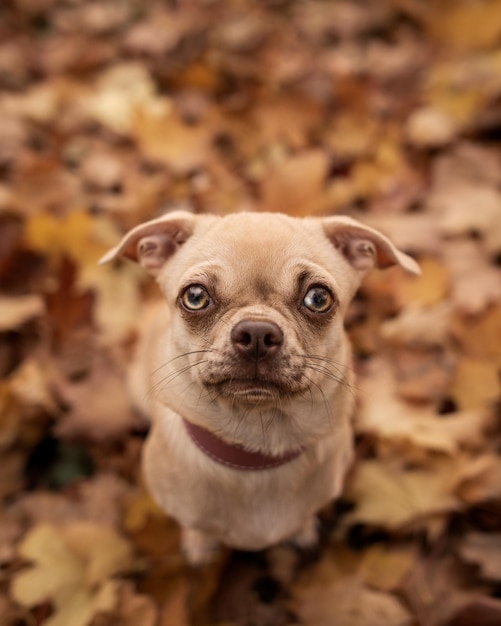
[142,414,352,550]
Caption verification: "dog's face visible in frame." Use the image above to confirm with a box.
[101,211,419,452]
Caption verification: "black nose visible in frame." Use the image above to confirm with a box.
[231,320,284,360]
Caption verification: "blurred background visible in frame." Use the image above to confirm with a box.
[1,1,501,625]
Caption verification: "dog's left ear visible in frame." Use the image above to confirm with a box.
[322,216,420,275]
[99,210,197,275]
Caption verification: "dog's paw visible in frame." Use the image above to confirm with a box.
[182,527,220,566]
[291,516,319,549]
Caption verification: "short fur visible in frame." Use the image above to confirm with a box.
[101,211,419,563]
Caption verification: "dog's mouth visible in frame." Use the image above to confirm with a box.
[207,378,288,402]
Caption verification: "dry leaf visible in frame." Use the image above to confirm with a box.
[15,473,130,527]
[456,455,501,504]
[459,533,501,581]
[133,108,213,175]
[406,106,457,148]
[451,305,501,364]
[345,458,460,529]
[0,295,44,332]
[357,360,489,453]
[430,0,501,51]
[12,522,133,626]
[451,357,500,410]
[360,544,417,592]
[443,240,501,314]
[261,149,328,216]
[389,256,449,308]
[293,574,411,626]
[54,351,142,442]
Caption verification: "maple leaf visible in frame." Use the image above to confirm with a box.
[344,458,460,530]
[11,523,134,626]
[459,533,501,581]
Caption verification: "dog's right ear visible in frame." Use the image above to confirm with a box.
[99,210,196,275]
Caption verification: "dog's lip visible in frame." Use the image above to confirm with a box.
[208,378,284,399]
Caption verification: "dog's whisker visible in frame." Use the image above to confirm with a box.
[147,359,210,402]
[150,349,219,376]
[304,374,334,427]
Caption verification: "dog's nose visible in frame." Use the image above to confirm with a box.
[231,320,284,360]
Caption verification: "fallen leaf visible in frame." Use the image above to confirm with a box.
[459,533,501,581]
[79,63,168,135]
[345,458,460,530]
[11,522,134,626]
[133,108,213,175]
[54,350,142,442]
[15,473,130,527]
[359,544,417,592]
[159,578,189,626]
[0,295,44,332]
[406,106,457,148]
[261,149,328,216]
[381,303,452,348]
[451,357,500,411]
[389,256,450,308]
[92,581,158,626]
[451,305,501,364]
[456,455,501,504]
[445,596,501,626]
[443,240,501,314]
[292,574,411,626]
[79,261,143,344]
[430,0,501,51]
[357,360,489,453]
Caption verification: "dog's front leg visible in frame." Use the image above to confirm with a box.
[182,527,220,566]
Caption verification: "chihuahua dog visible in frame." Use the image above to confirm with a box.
[101,211,419,564]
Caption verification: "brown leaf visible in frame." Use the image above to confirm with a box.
[345,458,461,530]
[292,573,411,626]
[54,351,142,442]
[451,357,500,411]
[261,150,328,216]
[430,0,501,51]
[15,473,130,527]
[445,597,501,626]
[459,533,501,581]
[357,360,489,454]
[443,240,501,314]
[0,295,44,332]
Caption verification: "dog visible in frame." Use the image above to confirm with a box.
[100,210,419,564]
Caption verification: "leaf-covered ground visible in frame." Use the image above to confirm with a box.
[1,1,501,624]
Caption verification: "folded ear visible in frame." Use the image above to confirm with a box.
[99,210,196,275]
[322,215,421,275]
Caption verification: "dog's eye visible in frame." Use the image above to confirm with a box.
[181,285,212,311]
[303,286,334,314]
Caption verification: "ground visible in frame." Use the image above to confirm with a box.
[1,1,501,625]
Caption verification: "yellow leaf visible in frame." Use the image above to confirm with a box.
[391,256,449,307]
[12,523,132,626]
[62,522,134,587]
[451,357,501,410]
[79,261,143,344]
[133,108,212,175]
[345,459,460,529]
[261,150,328,216]
[360,545,416,592]
[12,525,82,607]
[430,0,501,51]
[123,489,165,532]
[0,295,44,332]
[25,211,110,268]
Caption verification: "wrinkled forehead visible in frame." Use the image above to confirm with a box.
[164,214,348,299]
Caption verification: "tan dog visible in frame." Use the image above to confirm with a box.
[101,211,419,564]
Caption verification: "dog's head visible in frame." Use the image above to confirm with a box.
[101,211,419,451]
